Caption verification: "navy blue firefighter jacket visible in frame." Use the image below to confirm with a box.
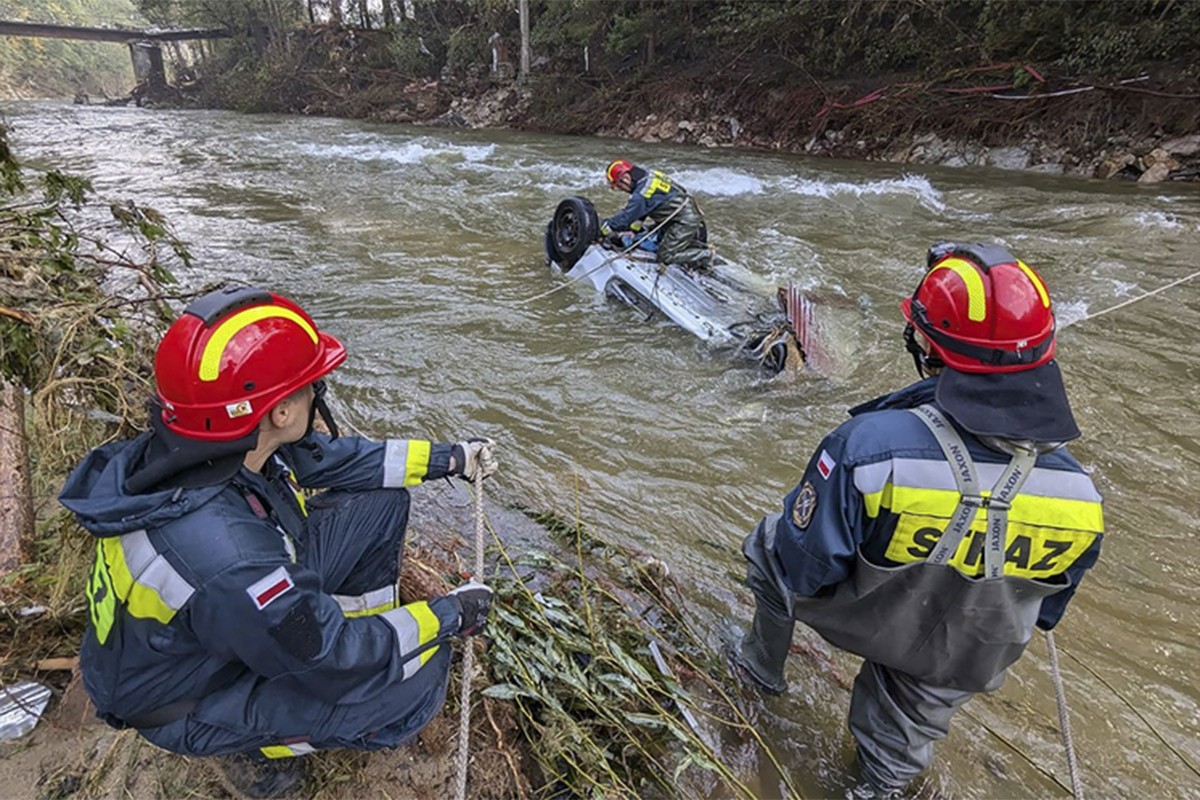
[772,378,1105,630]
[59,431,460,726]
[601,169,689,235]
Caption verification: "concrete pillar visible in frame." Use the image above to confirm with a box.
[129,41,166,87]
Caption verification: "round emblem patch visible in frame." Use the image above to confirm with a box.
[791,481,818,529]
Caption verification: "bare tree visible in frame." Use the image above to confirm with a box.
[0,382,33,579]
[518,0,530,80]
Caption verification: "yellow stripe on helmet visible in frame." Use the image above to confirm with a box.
[930,258,987,322]
[199,306,318,382]
[1016,260,1051,307]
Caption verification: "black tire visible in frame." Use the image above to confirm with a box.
[549,196,600,270]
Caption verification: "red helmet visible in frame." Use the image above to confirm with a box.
[606,159,634,187]
[901,243,1056,374]
[154,286,346,441]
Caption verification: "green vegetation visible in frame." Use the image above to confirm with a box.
[130,0,1200,86]
[482,508,794,798]
[0,121,190,658]
[0,0,146,98]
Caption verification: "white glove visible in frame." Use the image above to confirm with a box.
[452,438,497,481]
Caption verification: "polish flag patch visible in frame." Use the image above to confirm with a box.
[247,566,295,611]
[816,449,836,480]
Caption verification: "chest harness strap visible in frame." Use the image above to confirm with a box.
[908,404,1038,579]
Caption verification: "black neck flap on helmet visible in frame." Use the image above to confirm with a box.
[124,402,259,494]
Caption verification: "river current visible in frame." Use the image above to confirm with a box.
[6,101,1200,799]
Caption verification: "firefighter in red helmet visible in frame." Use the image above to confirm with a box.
[62,286,497,798]
[733,244,1105,798]
[601,158,713,271]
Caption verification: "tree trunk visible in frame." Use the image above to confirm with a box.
[0,381,34,579]
[381,0,394,27]
[518,0,531,81]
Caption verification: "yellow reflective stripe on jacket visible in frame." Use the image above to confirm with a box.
[855,457,1103,579]
[380,600,442,679]
[409,602,440,667]
[333,586,399,618]
[86,541,117,645]
[884,515,1097,578]
[261,741,316,759]
[867,483,1104,532]
[383,439,433,487]
[643,171,672,197]
[94,530,195,630]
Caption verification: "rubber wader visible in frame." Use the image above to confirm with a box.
[736,602,794,695]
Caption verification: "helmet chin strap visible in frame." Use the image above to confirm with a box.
[301,380,340,460]
[903,323,943,379]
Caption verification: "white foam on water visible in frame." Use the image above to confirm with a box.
[293,139,496,166]
[671,169,944,211]
[778,172,945,212]
[1132,210,1183,230]
[1055,299,1090,328]
[673,168,766,196]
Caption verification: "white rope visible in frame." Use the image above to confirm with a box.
[1062,269,1200,328]
[452,473,486,800]
[1046,630,1084,798]
[521,200,689,305]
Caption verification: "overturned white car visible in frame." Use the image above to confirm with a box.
[543,196,812,372]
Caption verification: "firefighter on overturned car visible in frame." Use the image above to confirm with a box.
[733,243,1105,798]
[60,286,497,798]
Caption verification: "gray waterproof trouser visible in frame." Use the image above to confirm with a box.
[655,195,712,269]
[743,524,1002,791]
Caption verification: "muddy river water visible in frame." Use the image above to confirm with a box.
[7,101,1199,799]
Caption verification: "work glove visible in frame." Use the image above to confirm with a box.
[446,581,493,637]
[451,437,497,481]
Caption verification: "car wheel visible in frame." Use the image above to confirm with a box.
[550,196,600,270]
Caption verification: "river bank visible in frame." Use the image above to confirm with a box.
[154,19,1200,185]
[411,64,1200,183]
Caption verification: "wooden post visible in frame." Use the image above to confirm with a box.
[0,381,34,579]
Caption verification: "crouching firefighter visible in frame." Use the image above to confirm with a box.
[733,244,1105,798]
[60,286,498,799]
[600,159,713,271]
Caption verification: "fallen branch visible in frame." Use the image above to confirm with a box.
[0,305,33,324]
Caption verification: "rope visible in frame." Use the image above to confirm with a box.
[521,200,689,305]
[453,474,487,800]
[1062,269,1200,328]
[1046,630,1084,798]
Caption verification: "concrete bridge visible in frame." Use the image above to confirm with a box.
[0,19,230,89]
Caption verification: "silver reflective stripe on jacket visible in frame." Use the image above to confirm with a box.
[379,603,440,680]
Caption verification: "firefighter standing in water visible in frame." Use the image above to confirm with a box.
[601,159,714,271]
[734,243,1105,798]
[60,286,497,798]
